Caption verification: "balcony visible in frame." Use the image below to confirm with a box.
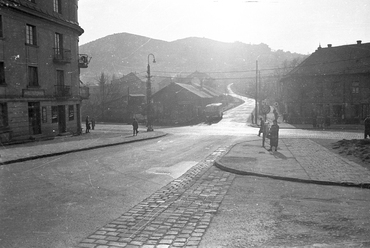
[78,54,91,68]
[80,85,90,99]
[54,85,71,98]
[53,48,71,64]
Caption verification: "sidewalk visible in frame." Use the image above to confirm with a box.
[215,138,370,188]
[0,124,167,165]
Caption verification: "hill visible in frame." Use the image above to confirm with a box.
[79,32,307,85]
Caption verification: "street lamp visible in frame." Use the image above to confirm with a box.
[146,53,156,131]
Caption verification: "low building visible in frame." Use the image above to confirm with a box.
[0,0,89,143]
[152,72,224,125]
[279,41,370,124]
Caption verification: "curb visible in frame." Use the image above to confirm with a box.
[214,160,370,189]
[0,133,167,166]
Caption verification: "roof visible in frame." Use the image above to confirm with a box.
[286,41,370,77]
[176,83,214,98]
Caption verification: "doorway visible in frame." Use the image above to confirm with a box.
[58,105,66,133]
[28,102,41,135]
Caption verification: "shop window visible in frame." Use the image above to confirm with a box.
[42,106,47,123]
[68,105,74,121]
[51,106,58,123]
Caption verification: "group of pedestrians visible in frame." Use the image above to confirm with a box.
[257,108,280,152]
[85,116,95,133]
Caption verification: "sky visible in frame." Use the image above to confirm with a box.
[78,0,369,54]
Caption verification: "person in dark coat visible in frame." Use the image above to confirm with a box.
[364,116,370,139]
[258,118,264,136]
[85,116,90,133]
[132,118,139,136]
[273,109,279,122]
[268,120,279,151]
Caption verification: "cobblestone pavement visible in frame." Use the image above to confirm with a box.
[283,138,370,184]
[78,147,235,248]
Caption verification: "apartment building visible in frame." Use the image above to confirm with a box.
[0,0,89,143]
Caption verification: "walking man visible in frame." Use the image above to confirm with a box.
[258,118,264,136]
[268,120,279,151]
[132,118,139,136]
[85,115,90,133]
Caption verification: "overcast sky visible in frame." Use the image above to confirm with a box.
[78,0,369,54]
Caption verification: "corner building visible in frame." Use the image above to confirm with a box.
[0,0,89,142]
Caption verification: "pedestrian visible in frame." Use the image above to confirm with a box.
[364,115,370,139]
[258,117,264,136]
[91,117,95,130]
[132,118,139,136]
[273,109,279,122]
[282,112,288,123]
[268,119,279,151]
[85,115,90,133]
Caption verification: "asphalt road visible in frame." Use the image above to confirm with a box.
[1,92,368,248]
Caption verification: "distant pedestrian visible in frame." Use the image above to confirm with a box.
[283,112,288,123]
[268,120,279,151]
[258,118,264,136]
[85,116,90,133]
[91,118,95,130]
[132,118,139,136]
[364,115,370,139]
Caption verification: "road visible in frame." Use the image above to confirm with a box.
[0,93,368,248]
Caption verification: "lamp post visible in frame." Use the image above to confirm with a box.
[146,53,156,131]
[255,60,258,124]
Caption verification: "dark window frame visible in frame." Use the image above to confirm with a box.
[0,62,5,85]
[26,24,37,45]
[0,15,3,38]
[0,102,8,127]
[53,0,62,14]
[28,66,39,87]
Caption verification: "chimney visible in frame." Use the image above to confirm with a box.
[357,40,362,45]
[327,44,332,48]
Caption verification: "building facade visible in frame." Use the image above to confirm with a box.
[279,41,370,124]
[0,0,89,143]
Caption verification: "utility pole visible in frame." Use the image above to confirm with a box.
[255,60,258,124]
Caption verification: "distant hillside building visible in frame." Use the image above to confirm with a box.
[0,0,89,142]
[279,41,370,124]
[152,72,224,124]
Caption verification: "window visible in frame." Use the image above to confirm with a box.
[54,33,63,56]
[352,81,360,94]
[0,15,3,38]
[68,105,74,121]
[26,24,37,45]
[53,0,62,14]
[42,106,47,123]
[56,70,64,85]
[0,102,8,127]
[51,106,58,123]
[0,62,5,85]
[28,66,38,86]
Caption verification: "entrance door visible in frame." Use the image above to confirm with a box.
[58,105,66,133]
[28,102,41,135]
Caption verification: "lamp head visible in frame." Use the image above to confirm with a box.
[153,58,156,63]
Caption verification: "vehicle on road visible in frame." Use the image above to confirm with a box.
[205,103,223,122]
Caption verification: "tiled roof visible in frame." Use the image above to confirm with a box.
[176,83,214,98]
[287,42,370,76]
